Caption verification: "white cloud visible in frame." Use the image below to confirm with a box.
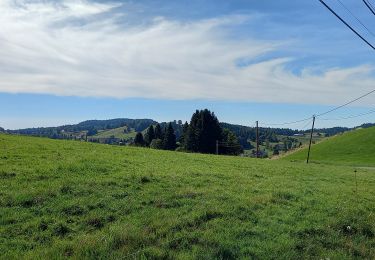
[0,0,374,106]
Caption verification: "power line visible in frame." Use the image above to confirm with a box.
[336,0,375,37]
[257,2,375,128]
[368,0,375,11]
[319,0,375,50]
[320,108,375,120]
[316,88,375,117]
[363,0,375,16]
[259,88,375,127]
[300,119,314,130]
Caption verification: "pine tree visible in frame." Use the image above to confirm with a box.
[134,132,144,146]
[144,125,155,146]
[185,110,200,152]
[179,121,189,147]
[154,123,163,140]
[184,109,222,154]
[222,129,242,155]
[163,123,176,150]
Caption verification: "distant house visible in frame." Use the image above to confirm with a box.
[293,134,304,136]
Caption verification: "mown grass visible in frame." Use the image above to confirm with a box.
[1,134,375,259]
[284,126,375,167]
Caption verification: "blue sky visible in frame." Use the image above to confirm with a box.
[0,0,374,129]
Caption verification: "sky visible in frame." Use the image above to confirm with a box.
[0,0,374,129]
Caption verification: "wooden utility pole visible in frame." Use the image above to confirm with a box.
[256,121,259,158]
[216,140,219,155]
[306,115,316,164]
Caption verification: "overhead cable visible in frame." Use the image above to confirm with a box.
[319,0,375,50]
[337,0,375,37]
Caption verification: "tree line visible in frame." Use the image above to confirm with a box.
[133,109,243,155]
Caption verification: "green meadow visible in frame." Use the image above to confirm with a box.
[285,126,375,167]
[1,133,375,259]
[93,126,137,139]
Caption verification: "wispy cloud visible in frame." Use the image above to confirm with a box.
[0,0,374,105]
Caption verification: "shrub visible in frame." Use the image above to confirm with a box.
[150,139,163,149]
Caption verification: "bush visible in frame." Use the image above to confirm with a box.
[175,147,186,152]
[150,139,163,149]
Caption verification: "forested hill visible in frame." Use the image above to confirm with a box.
[7,119,157,137]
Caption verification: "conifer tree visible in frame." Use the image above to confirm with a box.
[134,132,144,146]
[154,123,163,140]
[184,109,222,154]
[222,128,242,155]
[144,125,155,146]
[179,121,189,147]
[163,123,176,150]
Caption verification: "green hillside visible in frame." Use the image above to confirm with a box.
[93,126,137,139]
[1,134,375,259]
[284,126,375,166]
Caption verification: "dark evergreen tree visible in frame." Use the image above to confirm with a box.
[144,125,155,146]
[185,111,200,152]
[184,109,222,154]
[134,132,144,146]
[163,123,176,150]
[154,123,163,140]
[221,128,243,155]
[178,121,189,146]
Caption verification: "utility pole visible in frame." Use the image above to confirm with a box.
[256,121,259,158]
[306,115,316,164]
[216,140,219,155]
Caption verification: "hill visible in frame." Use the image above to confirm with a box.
[1,134,374,258]
[93,121,184,141]
[93,126,137,139]
[7,118,157,138]
[284,126,375,166]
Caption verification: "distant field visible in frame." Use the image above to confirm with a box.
[284,127,375,167]
[293,133,326,145]
[93,126,137,139]
[1,134,375,259]
[247,133,326,158]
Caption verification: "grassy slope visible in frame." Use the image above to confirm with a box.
[284,127,375,167]
[1,134,375,259]
[93,126,137,139]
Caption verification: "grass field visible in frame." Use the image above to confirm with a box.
[1,134,375,259]
[93,126,137,139]
[284,126,375,167]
